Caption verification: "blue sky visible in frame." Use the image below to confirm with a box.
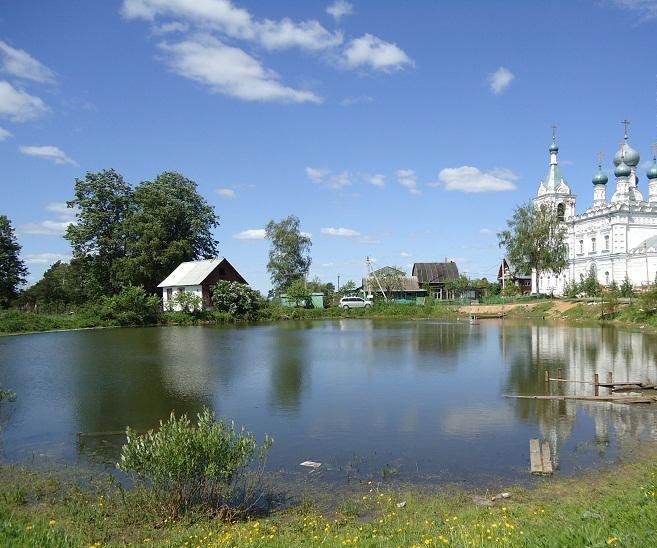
[2,0,657,292]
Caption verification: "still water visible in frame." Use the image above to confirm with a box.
[1,320,657,487]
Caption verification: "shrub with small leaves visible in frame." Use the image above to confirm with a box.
[211,281,263,319]
[118,408,272,517]
[99,286,161,326]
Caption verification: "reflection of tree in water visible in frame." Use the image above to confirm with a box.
[72,329,210,440]
[412,323,481,364]
[269,325,309,412]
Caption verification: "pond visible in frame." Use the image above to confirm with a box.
[1,320,657,488]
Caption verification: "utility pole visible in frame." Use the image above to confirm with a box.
[337,274,340,292]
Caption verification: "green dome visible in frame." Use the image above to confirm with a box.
[648,161,657,180]
[592,166,608,185]
[615,161,631,178]
[549,142,559,153]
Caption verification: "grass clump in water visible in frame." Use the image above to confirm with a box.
[118,408,273,521]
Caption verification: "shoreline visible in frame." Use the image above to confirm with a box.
[2,299,656,337]
[1,446,656,546]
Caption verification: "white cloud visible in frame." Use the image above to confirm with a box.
[306,167,351,189]
[159,35,321,103]
[400,251,412,258]
[256,19,342,51]
[329,171,351,188]
[24,252,71,265]
[611,0,657,19]
[340,95,374,106]
[20,145,78,166]
[151,21,190,34]
[21,220,72,236]
[396,169,420,195]
[46,202,77,219]
[321,227,361,237]
[0,41,56,84]
[344,34,413,71]
[0,80,48,122]
[366,173,385,187]
[479,228,493,235]
[234,227,310,240]
[234,228,266,240]
[327,1,354,20]
[306,166,330,182]
[216,188,236,198]
[123,0,342,51]
[0,126,12,141]
[438,166,518,193]
[488,66,514,95]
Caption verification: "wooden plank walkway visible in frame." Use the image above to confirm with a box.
[529,439,553,475]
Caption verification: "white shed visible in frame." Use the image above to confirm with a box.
[157,258,247,311]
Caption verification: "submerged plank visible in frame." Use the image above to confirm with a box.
[529,438,542,474]
[540,440,553,475]
[506,394,656,404]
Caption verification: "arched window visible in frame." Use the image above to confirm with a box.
[605,271,610,285]
[557,203,565,221]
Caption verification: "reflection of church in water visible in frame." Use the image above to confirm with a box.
[532,122,657,294]
[503,324,657,468]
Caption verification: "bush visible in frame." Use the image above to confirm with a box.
[501,283,521,297]
[165,290,203,313]
[211,281,263,319]
[118,408,272,518]
[99,286,161,326]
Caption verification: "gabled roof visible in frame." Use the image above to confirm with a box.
[362,275,423,292]
[499,257,530,280]
[158,258,225,287]
[412,262,459,283]
[372,266,406,277]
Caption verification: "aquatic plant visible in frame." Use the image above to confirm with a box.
[118,408,272,518]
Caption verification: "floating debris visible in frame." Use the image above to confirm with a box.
[396,501,407,508]
[299,461,322,468]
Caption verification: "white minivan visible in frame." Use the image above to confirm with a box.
[339,296,372,309]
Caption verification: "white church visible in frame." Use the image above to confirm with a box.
[532,123,657,295]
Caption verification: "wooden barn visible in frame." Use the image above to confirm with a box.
[412,261,460,300]
[158,258,247,311]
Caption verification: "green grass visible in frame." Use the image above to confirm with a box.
[0,309,109,335]
[1,457,657,546]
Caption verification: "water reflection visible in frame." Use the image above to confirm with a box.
[2,320,657,486]
[503,323,657,468]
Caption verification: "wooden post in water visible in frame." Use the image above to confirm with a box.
[607,372,613,395]
[544,370,549,392]
[594,373,599,397]
[557,368,563,380]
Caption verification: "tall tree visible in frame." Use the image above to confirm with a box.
[265,215,311,293]
[120,172,219,292]
[14,260,86,311]
[65,169,134,297]
[0,215,27,308]
[498,202,567,294]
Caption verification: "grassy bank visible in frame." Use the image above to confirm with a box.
[1,456,656,547]
[0,303,461,335]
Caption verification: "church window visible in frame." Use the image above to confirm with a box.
[605,272,610,285]
[604,235,609,251]
[579,240,584,254]
[557,203,565,221]
[591,238,596,252]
